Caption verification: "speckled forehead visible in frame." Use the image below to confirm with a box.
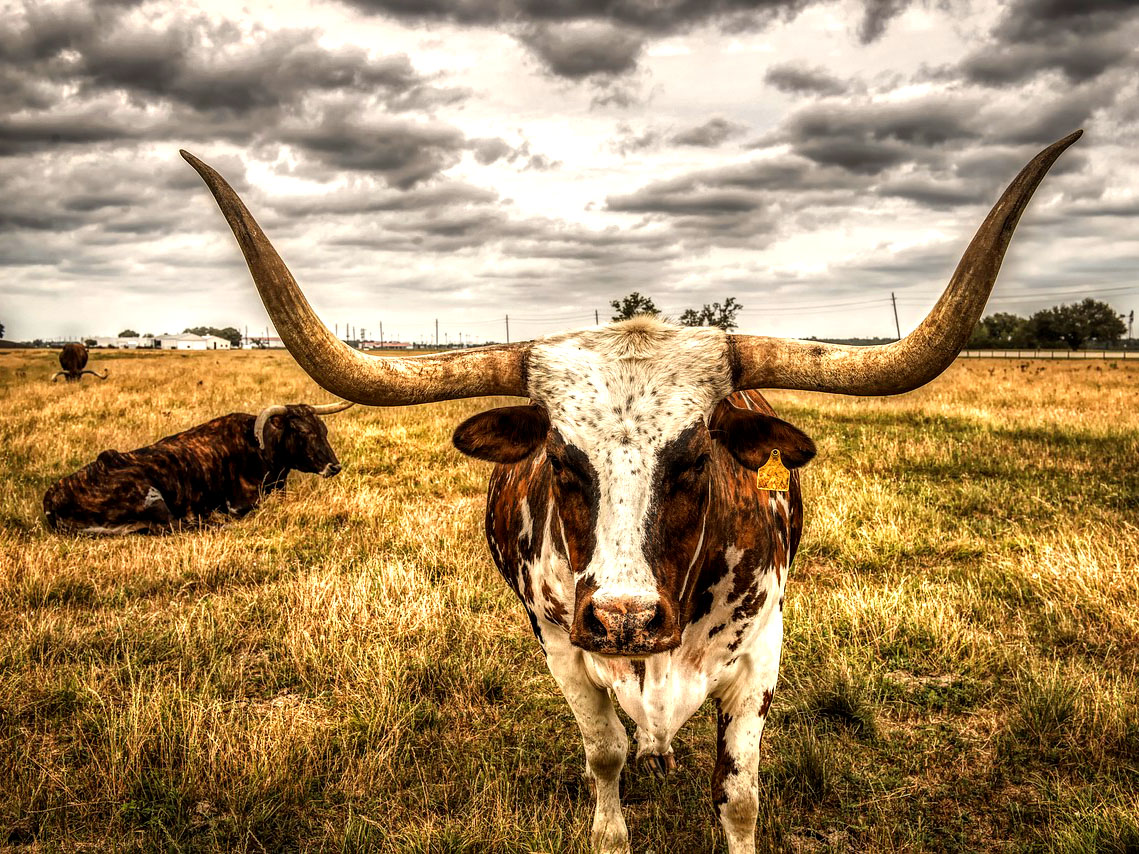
[525,324,734,446]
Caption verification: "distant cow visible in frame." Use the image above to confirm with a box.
[43,401,353,535]
[52,343,108,382]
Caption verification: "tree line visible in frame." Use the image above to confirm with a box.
[967,299,1130,350]
[609,293,1132,351]
[114,327,244,346]
[610,293,744,330]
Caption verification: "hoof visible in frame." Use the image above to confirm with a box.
[641,752,678,778]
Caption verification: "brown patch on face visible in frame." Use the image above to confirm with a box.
[642,422,713,617]
[683,390,803,632]
[484,455,575,644]
[546,431,598,576]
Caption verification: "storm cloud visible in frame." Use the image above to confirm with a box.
[1,0,1136,344]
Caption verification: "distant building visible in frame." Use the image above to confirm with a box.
[155,333,231,350]
[91,336,157,349]
[360,340,415,350]
[240,336,287,349]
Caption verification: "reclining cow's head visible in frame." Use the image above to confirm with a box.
[180,130,1080,656]
[254,402,353,478]
[451,319,817,654]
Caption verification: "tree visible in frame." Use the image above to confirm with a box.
[610,292,659,321]
[1029,298,1126,350]
[214,326,242,347]
[968,312,1032,348]
[0,321,5,339]
[679,297,743,331]
[183,326,243,347]
[118,329,139,338]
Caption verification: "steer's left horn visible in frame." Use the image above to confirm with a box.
[729,130,1082,395]
[181,151,529,406]
[308,401,355,416]
[81,369,109,380]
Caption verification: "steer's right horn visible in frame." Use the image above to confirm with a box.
[729,131,1082,396]
[181,151,529,406]
[81,369,109,381]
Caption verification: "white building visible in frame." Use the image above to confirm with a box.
[155,333,231,350]
[91,336,156,349]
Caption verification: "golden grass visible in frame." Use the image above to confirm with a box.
[1,348,1137,853]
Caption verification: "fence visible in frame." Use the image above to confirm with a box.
[960,349,1134,360]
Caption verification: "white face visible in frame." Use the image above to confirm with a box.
[526,318,734,601]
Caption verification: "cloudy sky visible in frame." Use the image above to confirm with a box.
[2,0,1137,344]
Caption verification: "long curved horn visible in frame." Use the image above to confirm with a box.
[180,151,529,405]
[254,405,288,450]
[308,401,355,416]
[80,369,109,380]
[730,131,1082,395]
[50,371,66,382]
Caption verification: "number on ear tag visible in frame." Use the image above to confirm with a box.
[755,448,790,492]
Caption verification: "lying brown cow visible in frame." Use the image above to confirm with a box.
[43,401,353,534]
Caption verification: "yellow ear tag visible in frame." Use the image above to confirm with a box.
[755,449,790,492]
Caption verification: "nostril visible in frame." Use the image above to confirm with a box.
[583,602,607,640]
[644,603,665,635]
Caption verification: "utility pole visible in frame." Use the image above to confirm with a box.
[379,321,384,349]
[1129,310,1134,343]
[435,319,439,347]
[595,309,599,324]
[335,323,338,339]
[505,314,510,344]
[891,292,901,340]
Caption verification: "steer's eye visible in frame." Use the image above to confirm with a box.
[548,455,563,474]
[689,453,710,474]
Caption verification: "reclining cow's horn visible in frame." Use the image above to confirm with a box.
[729,131,1082,395]
[181,151,528,406]
[253,405,288,450]
[308,401,355,416]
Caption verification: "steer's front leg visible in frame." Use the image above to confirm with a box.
[544,640,630,854]
[713,620,782,854]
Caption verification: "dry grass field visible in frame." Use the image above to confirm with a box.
[1,347,1137,853]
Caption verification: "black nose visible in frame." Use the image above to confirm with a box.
[323,463,341,477]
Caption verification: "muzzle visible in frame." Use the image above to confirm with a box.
[570,590,681,656]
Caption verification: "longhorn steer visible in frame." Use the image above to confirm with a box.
[52,342,108,382]
[182,130,1081,853]
[43,402,352,535]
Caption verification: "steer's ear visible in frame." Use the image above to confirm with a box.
[453,405,551,463]
[711,405,816,470]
